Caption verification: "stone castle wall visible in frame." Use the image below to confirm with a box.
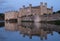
[40,13,60,21]
[5,11,18,20]
[18,2,53,17]
[5,2,53,22]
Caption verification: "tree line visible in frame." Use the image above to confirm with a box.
[0,13,4,21]
[53,10,60,14]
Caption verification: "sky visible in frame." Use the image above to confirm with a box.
[0,0,60,13]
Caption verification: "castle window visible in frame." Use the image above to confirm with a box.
[43,13,47,15]
[49,13,51,15]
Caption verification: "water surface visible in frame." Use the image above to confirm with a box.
[0,22,60,41]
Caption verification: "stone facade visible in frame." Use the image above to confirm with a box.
[18,2,53,17]
[40,13,60,21]
[5,2,53,22]
[5,11,18,21]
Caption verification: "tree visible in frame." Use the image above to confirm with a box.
[56,10,60,13]
[0,13,4,20]
[53,12,56,14]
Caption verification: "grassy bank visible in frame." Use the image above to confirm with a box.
[47,20,60,25]
[0,22,4,27]
[41,20,60,25]
[21,20,34,22]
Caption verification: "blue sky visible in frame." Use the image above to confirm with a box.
[0,0,60,13]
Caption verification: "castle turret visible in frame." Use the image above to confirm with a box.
[44,2,47,14]
[40,2,43,6]
[23,5,25,8]
[51,6,53,14]
[29,4,32,15]
[45,2,47,7]
[29,4,32,8]
[40,2,44,15]
[51,6,53,10]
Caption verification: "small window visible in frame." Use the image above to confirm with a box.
[43,13,47,15]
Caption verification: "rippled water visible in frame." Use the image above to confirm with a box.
[0,22,60,41]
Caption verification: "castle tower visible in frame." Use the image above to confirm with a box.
[40,2,44,15]
[23,5,25,8]
[51,6,53,14]
[29,4,32,8]
[51,6,53,9]
[44,2,47,14]
[22,5,25,14]
[40,2,48,15]
[29,4,32,15]
[40,2,43,6]
[45,3,47,7]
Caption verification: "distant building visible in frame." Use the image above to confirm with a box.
[18,2,53,17]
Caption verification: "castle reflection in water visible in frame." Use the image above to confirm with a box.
[5,22,60,40]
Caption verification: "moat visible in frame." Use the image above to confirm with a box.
[0,22,60,41]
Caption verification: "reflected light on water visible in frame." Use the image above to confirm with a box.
[4,22,60,40]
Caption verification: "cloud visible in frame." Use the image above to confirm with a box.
[0,0,6,5]
[0,6,15,13]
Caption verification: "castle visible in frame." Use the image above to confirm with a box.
[5,2,53,22]
[18,2,53,17]
[5,11,18,21]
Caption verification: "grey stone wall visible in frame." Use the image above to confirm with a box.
[40,13,60,21]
